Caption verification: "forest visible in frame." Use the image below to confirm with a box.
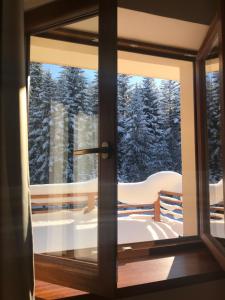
[28,62,220,185]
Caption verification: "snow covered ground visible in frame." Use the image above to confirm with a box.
[32,208,179,254]
[32,209,224,254]
[31,171,224,254]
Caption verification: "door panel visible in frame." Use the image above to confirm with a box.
[204,35,225,239]
[196,1,225,268]
[28,0,117,297]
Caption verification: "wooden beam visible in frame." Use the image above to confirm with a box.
[38,28,198,61]
[25,0,98,34]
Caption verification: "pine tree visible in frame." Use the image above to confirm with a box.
[121,85,152,182]
[140,77,161,174]
[159,80,181,173]
[28,63,43,184]
[82,72,99,180]
[117,74,132,181]
[56,67,89,182]
[28,63,184,185]
[88,72,98,115]
[39,71,56,183]
[29,66,56,184]
[206,71,222,183]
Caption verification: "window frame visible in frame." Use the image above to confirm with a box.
[28,29,200,250]
[25,0,225,298]
[26,0,118,297]
[195,5,225,270]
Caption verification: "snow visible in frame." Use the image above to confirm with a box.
[118,171,182,205]
[32,207,225,253]
[30,178,98,199]
[30,170,225,253]
[31,171,223,206]
[209,179,223,205]
[210,219,225,238]
[32,208,179,253]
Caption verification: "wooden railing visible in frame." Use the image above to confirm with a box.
[155,191,224,222]
[31,192,97,214]
[31,190,181,220]
[154,190,183,222]
[117,203,154,217]
[31,190,224,221]
[210,204,224,220]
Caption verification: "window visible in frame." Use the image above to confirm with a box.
[25,0,225,298]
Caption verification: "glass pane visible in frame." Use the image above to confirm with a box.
[205,35,225,240]
[116,8,197,248]
[29,17,99,262]
[117,72,184,242]
[116,59,198,248]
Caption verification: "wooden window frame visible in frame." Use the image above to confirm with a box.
[26,0,118,297]
[195,2,225,271]
[27,28,200,248]
[24,0,225,298]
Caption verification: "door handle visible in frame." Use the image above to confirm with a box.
[74,142,110,159]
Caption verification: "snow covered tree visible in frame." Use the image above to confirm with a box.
[206,71,222,183]
[140,77,162,174]
[88,72,98,115]
[29,63,43,184]
[141,77,159,125]
[29,63,54,184]
[117,74,132,181]
[120,85,152,182]
[28,62,184,185]
[40,71,56,183]
[28,63,50,184]
[56,67,89,182]
[159,80,181,173]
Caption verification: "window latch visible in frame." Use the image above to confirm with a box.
[74,142,110,159]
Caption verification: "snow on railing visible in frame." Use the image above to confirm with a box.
[155,190,183,222]
[30,171,224,220]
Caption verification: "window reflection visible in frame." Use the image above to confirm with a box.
[205,35,225,239]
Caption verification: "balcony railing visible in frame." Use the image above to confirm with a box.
[31,189,224,221]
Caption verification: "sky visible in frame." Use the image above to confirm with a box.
[42,63,162,85]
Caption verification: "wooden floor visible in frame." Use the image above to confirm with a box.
[35,246,224,300]
[35,281,87,300]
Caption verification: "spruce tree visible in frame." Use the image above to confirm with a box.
[57,67,88,182]
[121,85,152,182]
[29,63,43,184]
[39,71,56,183]
[159,80,181,173]
[117,74,132,181]
[29,66,56,184]
[140,77,161,174]
[206,71,222,183]
[74,71,98,181]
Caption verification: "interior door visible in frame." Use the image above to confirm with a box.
[196,1,225,268]
[27,0,118,297]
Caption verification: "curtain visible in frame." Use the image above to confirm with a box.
[0,0,34,299]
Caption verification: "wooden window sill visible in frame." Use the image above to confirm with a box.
[35,244,225,300]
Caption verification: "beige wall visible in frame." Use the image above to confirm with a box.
[30,37,180,80]
[180,62,197,236]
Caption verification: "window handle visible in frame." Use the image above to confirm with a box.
[74,142,110,159]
